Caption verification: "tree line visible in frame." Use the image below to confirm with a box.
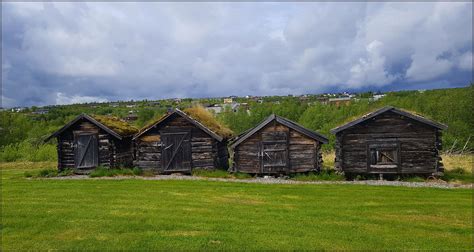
[0,85,472,161]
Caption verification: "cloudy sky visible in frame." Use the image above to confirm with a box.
[2,2,472,107]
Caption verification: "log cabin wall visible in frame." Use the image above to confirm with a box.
[56,119,133,173]
[112,137,134,168]
[233,120,322,174]
[334,110,443,175]
[134,114,227,173]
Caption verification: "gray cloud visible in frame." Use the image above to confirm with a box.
[1,2,472,107]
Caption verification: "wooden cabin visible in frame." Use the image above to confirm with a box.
[45,114,138,174]
[230,114,328,175]
[133,108,232,174]
[330,106,447,176]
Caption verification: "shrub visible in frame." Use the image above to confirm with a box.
[192,169,232,178]
[38,169,58,178]
[89,167,109,178]
[292,170,345,181]
[132,167,143,176]
[233,172,252,179]
[0,141,56,162]
[441,169,474,184]
[24,171,33,178]
[58,169,74,176]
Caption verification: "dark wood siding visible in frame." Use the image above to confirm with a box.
[56,119,134,174]
[233,120,322,174]
[334,110,443,175]
[134,113,228,173]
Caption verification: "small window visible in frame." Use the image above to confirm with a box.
[367,142,400,172]
[370,149,398,165]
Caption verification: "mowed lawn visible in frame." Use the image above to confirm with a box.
[1,162,473,250]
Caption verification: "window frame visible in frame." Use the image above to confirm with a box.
[366,141,401,173]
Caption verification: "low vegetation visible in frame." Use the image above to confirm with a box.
[24,168,74,178]
[291,170,345,181]
[1,162,472,250]
[91,114,139,136]
[0,141,56,162]
[17,153,472,184]
[89,167,142,177]
[183,106,234,138]
[2,86,473,163]
[192,169,252,179]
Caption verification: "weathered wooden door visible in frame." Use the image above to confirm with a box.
[161,131,192,172]
[261,131,288,173]
[74,134,98,168]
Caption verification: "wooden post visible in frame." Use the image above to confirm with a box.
[448,139,457,154]
[460,136,471,155]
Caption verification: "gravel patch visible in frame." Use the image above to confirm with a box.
[49,175,472,189]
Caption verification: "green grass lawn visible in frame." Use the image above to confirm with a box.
[1,162,473,250]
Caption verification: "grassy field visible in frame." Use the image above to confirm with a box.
[1,162,473,250]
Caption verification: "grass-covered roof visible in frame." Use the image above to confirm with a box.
[183,106,234,139]
[91,114,139,137]
[138,106,234,139]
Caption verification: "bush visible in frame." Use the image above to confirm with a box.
[58,169,74,176]
[89,167,137,178]
[233,172,252,179]
[442,168,474,184]
[38,169,58,178]
[24,171,33,178]
[89,167,109,177]
[192,169,232,178]
[0,141,56,162]
[132,167,143,176]
[292,170,345,181]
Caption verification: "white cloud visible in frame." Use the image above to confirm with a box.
[348,40,397,87]
[457,52,473,71]
[55,92,108,105]
[1,2,472,107]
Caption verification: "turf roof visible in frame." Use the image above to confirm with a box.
[137,106,234,139]
[183,106,234,139]
[91,114,139,136]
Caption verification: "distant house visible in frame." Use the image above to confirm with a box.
[328,97,351,106]
[109,103,119,108]
[206,104,224,114]
[372,94,386,101]
[124,113,138,122]
[32,108,49,115]
[45,114,138,174]
[228,103,240,112]
[316,97,329,105]
[299,96,309,102]
[11,107,27,112]
[223,98,233,104]
[148,101,161,106]
[331,106,447,177]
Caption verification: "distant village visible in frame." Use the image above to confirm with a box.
[1,90,396,122]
